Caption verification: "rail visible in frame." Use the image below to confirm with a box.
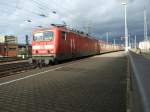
[0,62,36,78]
[128,51,150,112]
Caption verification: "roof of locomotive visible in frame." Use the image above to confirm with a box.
[52,24,98,40]
[32,24,98,41]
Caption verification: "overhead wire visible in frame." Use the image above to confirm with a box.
[30,0,58,17]
[41,0,81,28]
[0,0,80,29]
[0,0,46,17]
[31,0,50,11]
[48,0,86,29]
[31,0,74,16]
[29,0,70,25]
[16,0,45,16]
[44,0,74,14]
[0,0,47,33]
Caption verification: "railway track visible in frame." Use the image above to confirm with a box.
[0,51,123,78]
[0,62,36,78]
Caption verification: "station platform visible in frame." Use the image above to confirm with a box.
[0,51,127,112]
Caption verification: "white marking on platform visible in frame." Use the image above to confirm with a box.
[0,66,63,87]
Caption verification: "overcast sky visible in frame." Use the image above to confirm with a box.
[0,0,150,44]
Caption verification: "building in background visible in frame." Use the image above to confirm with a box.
[0,35,18,57]
[0,35,32,58]
[139,40,150,52]
[0,43,18,57]
[0,35,17,44]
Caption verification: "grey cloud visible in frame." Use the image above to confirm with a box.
[0,0,149,44]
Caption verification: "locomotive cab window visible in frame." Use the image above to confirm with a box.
[33,32,43,41]
[44,31,54,40]
[33,31,54,41]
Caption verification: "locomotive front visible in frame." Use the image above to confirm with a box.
[30,29,57,65]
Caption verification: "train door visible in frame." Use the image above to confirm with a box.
[60,31,67,60]
[70,36,75,57]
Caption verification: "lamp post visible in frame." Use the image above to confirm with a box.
[134,35,137,49]
[122,0,128,52]
[106,32,109,44]
[25,35,29,58]
[128,34,131,48]
[144,10,148,41]
[113,39,116,46]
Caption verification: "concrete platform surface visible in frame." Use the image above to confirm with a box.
[0,51,127,112]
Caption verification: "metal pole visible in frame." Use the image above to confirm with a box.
[128,34,130,48]
[144,10,148,51]
[122,1,128,52]
[144,10,148,41]
[114,39,116,50]
[134,35,137,49]
[114,39,116,46]
[106,32,109,44]
[131,38,134,48]
[25,35,29,58]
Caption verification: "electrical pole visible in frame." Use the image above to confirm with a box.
[114,39,116,46]
[129,34,131,48]
[144,10,148,41]
[144,10,148,51]
[122,0,128,52]
[134,35,137,49]
[25,35,29,58]
[106,32,109,44]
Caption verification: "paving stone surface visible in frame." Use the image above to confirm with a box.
[0,52,127,112]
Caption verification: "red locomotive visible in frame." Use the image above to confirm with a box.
[30,24,100,65]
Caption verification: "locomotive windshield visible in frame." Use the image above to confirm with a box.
[34,31,54,41]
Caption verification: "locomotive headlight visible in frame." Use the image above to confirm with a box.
[47,50,54,54]
[51,50,54,53]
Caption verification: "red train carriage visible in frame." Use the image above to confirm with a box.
[99,40,124,53]
[30,25,100,65]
